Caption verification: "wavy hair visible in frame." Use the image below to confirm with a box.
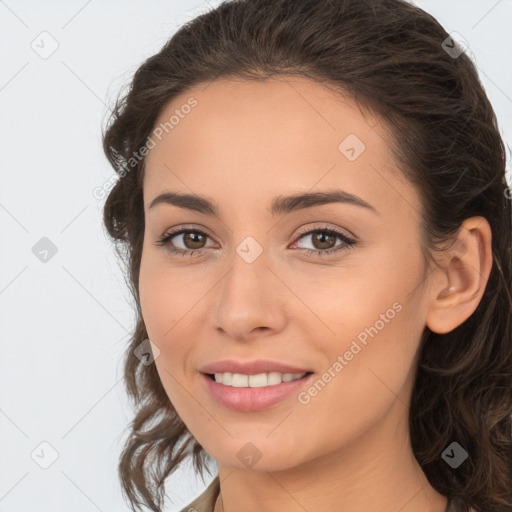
[101,0,512,510]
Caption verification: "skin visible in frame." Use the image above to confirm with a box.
[139,77,492,512]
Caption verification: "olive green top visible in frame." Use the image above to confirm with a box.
[178,477,473,512]
[179,477,220,512]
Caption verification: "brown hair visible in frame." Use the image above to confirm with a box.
[101,0,512,510]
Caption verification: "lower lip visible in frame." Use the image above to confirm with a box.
[201,372,314,412]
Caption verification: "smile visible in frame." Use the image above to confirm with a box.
[201,371,314,412]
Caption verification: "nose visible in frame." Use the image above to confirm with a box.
[211,251,287,342]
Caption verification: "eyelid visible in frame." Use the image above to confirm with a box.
[156,222,355,243]
[293,222,356,242]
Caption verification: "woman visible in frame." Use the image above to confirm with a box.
[101,0,512,511]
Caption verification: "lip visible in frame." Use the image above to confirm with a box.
[201,372,315,412]
[199,359,312,375]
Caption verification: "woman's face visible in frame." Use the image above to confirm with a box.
[139,77,433,472]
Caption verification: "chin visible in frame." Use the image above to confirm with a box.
[201,434,309,473]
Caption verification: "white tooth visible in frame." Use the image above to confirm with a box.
[215,371,308,387]
[267,372,282,386]
[248,373,268,388]
[231,373,249,387]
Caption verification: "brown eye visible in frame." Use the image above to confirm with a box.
[155,225,357,258]
[309,231,338,250]
[181,231,207,249]
[291,226,357,257]
[154,228,214,256]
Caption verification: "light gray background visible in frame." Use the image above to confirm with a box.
[1,1,511,511]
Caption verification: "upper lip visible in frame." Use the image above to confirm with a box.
[199,359,312,375]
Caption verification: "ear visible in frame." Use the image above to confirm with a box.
[425,216,493,334]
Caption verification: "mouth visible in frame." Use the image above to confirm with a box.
[201,371,315,412]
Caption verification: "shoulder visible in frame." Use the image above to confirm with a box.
[178,476,220,512]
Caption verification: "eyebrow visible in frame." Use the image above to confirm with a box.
[148,189,379,217]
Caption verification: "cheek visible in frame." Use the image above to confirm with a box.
[139,275,167,342]
[290,299,422,463]
[139,259,199,422]
[139,249,205,370]
[308,246,425,403]
[139,251,183,341]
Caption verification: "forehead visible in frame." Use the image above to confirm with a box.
[143,77,417,221]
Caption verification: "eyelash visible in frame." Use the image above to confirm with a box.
[154,224,357,258]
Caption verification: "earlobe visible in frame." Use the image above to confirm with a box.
[425,216,493,335]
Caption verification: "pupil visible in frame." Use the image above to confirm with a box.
[314,232,334,249]
[185,232,204,249]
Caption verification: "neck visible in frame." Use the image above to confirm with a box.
[213,405,448,512]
